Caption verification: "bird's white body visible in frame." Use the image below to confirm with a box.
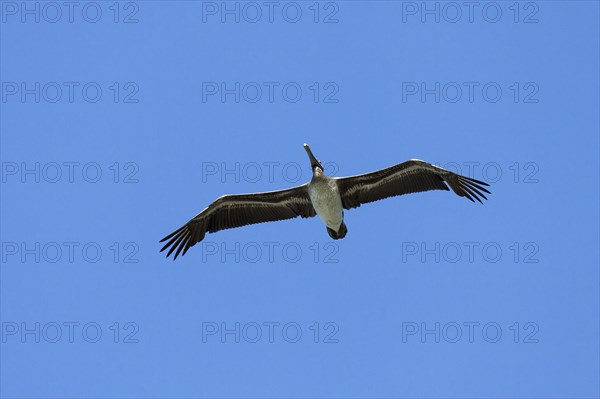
[308,175,343,231]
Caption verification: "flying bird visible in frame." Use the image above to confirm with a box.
[160,144,491,259]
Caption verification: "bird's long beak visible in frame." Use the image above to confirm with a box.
[304,144,323,170]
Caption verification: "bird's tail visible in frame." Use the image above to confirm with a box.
[327,221,348,240]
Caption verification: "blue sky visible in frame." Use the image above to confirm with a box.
[1,1,598,398]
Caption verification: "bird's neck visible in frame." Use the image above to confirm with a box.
[313,167,325,178]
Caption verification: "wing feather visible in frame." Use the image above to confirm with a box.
[160,184,316,260]
[336,159,491,209]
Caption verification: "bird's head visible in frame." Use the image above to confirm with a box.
[303,144,324,174]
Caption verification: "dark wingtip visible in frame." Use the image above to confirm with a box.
[160,239,174,253]
[160,225,185,243]
[472,183,492,194]
[159,224,189,257]
[457,176,492,203]
[461,189,475,202]
[463,175,490,187]
[466,185,483,204]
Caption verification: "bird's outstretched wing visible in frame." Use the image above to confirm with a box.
[159,184,316,260]
[336,159,491,210]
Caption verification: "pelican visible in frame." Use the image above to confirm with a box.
[160,144,491,259]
